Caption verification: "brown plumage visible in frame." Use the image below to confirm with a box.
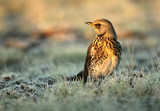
[67,19,122,83]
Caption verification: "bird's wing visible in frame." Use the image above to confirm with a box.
[84,43,96,75]
[67,43,97,83]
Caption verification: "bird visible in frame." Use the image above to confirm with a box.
[66,19,122,83]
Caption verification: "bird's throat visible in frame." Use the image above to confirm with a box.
[97,32,106,37]
[97,32,116,39]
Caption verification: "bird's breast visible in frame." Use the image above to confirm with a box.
[88,38,121,78]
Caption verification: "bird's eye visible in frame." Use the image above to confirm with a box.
[95,23,101,28]
[97,24,101,26]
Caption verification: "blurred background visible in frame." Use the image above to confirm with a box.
[0,0,159,77]
[0,0,160,41]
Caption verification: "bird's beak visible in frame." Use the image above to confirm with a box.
[85,22,93,26]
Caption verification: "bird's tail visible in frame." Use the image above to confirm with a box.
[65,70,84,81]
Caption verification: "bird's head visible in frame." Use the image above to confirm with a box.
[86,19,117,38]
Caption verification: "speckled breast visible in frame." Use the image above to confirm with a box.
[88,37,122,79]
